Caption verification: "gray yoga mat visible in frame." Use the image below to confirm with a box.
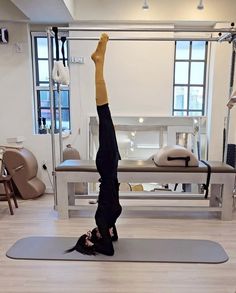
[6,236,228,263]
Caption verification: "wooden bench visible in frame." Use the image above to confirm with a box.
[55,159,235,220]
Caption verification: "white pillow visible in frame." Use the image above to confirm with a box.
[153,145,199,167]
[52,61,70,85]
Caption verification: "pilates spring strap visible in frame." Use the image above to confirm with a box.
[52,27,59,61]
[200,160,212,199]
[230,44,235,88]
[167,156,190,167]
[61,37,67,67]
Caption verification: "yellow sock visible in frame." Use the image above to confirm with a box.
[91,33,109,106]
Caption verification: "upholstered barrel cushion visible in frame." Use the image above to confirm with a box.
[153,145,199,167]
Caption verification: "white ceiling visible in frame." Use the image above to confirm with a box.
[10,0,74,23]
[4,0,236,24]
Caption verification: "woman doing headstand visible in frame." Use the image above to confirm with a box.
[65,33,122,256]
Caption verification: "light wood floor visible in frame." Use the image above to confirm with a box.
[1,194,236,293]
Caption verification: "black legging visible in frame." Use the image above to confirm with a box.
[94,103,122,255]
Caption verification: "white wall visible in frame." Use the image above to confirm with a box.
[0,22,33,145]
[0,22,61,192]
[207,42,232,160]
[68,29,174,160]
[68,28,235,161]
[0,0,28,22]
[206,22,236,160]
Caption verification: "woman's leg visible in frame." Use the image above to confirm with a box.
[65,34,120,256]
[96,105,119,179]
[91,34,121,254]
[91,33,120,179]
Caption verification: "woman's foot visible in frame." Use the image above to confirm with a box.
[91,33,109,63]
[91,33,109,106]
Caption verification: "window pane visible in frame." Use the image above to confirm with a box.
[33,34,71,134]
[173,41,207,117]
[174,111,187,116]
[189,87,203,110]
[55,109,70,130]
[192,41,206,60]
[39,91,50,107]
[176,41,190,59]
[38,60,49,83]
[190,62,204,84]
[37,37,48,58]
[55,90,69,107]
[174,86,188,109]
[189,111,202,116]
[40,109,51,123]
[175,62,189,84]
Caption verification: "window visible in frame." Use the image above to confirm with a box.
[31,32,70,134]
[173,41,208,116]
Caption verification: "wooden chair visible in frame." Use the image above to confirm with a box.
[0,175,18,215]
[0,147,18,215]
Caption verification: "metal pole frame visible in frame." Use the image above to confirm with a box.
[56,26,236,34]
[57,83,63,163]
[65,36,219,42]
[47,25,236,207]
[47,28,57,207]
[224,40,236,163]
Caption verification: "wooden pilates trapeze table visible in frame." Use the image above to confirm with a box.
[55,159,235,220]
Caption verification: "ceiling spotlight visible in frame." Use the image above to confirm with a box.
[142,0,149,10]
[139,117,144,123]
[131,131,136,137]
[197,0,204,10]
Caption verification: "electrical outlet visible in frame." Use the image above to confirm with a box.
[77,57,85,64]
[70,56,85,64]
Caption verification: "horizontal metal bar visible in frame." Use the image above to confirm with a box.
[65,36,219,42]
[56,26,236,33]
[68,205,222,212]
[76,194,207,200]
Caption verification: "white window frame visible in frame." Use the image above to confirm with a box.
[173,40,208,116]
[31,31,70,134]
